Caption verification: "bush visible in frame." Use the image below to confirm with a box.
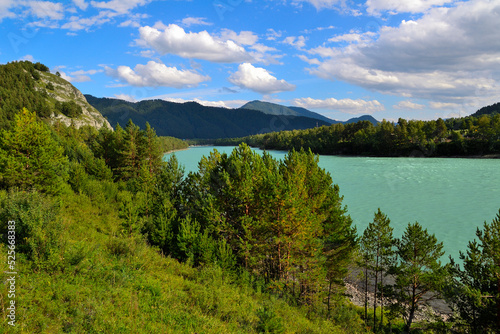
[0,190,64,270]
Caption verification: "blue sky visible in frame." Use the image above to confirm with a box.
[0,0,499,121]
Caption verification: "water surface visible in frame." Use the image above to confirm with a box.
[166,146,500,263]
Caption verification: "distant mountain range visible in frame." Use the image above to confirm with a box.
[240,100,379,126]
[85,95,334,139]
[86,96,380,139]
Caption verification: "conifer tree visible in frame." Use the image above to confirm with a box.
[452,210,500,333]
[388,222,448,333]
[360,209,394,330]
[0,108,68,194]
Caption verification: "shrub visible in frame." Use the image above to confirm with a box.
[0,190,64,270]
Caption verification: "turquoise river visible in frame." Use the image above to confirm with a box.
[166,146,500,263]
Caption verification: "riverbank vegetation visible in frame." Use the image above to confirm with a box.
[0,108,499,333]
[203,109,500,157]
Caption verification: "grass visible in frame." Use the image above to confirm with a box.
[0,190,365,333]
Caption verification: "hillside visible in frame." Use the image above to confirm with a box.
[471,101,500,117]
[0,61,111,130]
[241,100,378,125]
[85,95,330,139]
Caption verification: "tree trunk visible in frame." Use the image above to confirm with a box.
[381,273,384,330]
[365,266,369,321]
[497,276,500,334]
[374,255,379,329]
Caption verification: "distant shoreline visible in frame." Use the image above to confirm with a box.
[164,147,190,154]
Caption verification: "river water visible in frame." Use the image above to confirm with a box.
[166,146,500,263]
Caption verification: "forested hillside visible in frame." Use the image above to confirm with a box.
[0,61,110,130]
[85,95,330,139]
[213,112,500,157]
[0,108,366,333]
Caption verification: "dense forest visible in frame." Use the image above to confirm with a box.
[85,95,331,139]
[208,112,500,157]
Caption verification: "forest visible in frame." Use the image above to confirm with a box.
[207,111,500,157]
[0,106,499,332]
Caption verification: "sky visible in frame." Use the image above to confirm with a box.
[0,0,499,121]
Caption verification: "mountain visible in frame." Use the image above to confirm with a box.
[471,102,500,117]
[343,114,379,125]
[241,100,336,124]
[0,61,111,130]
[85,95,331,139]
[240,100,379,126]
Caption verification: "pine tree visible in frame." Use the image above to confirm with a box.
[360,209,394,330]
[388,222,448,333]
[452,210,500,333]
[0,108,69,194]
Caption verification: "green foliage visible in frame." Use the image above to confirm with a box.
[387,222,449,332]
[0,108,69,194]
[450,210,500,333]
[55,100,83,118]
[0,190,64,270]
[256,305,285,334]
[213,112,500,157]
[360,209,394,329]
[85,94,329,139]
[178,144,356,308]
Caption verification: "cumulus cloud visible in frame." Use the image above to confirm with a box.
[104,60,210,88]
[137,24,253,63]
[292,97,385,114]
[228,63,296,94]
[304,0,500,109]
[394,100,425,110]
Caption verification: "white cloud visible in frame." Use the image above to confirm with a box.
[118,13,148,28]
[90,0,150,14]
[394,100,425,110]
[180,17,212,27]
[137,24,253,63]
[328,31,375,44]
[292,0,344,10]
[292,97,385,114]
[61,12,111,31]
[29,1,65,20]
[114,93,136,102]
[228,63,296,94]
[57,71,91,83]
[304,0,500,109]
[0,0,15,21]
[366,0,455,15]
[104,60,210,88]
[283,36,307,49]
[160,97,245,109]
[20,54,35,62]
[266,28,282,41]
[219,29,258,46]
[73,0,88,11]
[429,102,460,110]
